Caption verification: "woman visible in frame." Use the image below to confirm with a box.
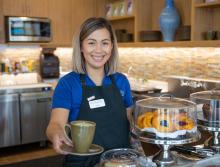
[46,17,134,167]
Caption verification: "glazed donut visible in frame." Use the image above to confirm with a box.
[175,113,194,130]
[137,112,154,128]
[152,114,174,132]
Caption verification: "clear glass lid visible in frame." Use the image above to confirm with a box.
[190,90,220,127]
[190,90,220,100]
[133,95,198,141]
[100,148,141,167]
[137,96,196,109]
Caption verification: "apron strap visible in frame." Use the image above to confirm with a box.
[109,75,119,91]
[80,74,86,86]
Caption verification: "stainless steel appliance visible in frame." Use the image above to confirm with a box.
[40,48,60,79]
[5,16,51,42]
[0,84,52,148]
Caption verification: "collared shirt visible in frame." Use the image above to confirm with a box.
[52,71,133,121]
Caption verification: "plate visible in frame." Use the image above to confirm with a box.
[60,144,104,156]
[172,151,202,161]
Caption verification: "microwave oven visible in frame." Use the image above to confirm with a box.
[5,16,52,42]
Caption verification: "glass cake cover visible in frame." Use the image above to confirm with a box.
[134,96,197,140]
[99,148,142,167]
[190,90,220,128]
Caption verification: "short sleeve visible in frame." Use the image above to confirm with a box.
[123,77,134,108]
[52,78,72,110]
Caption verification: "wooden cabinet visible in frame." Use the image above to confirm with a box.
[96,0,152,42]
[71,0,97,34]
[96,0,220,47]
[3,0,48,17]
[0,0,4,43]
[96,0,190,43]
[48,0,96,46]
[192,0,220,41]
[48,0,73,46]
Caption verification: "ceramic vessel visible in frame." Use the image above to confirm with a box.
[159,0,180,42]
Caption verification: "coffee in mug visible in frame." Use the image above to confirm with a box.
[64,120,96,153]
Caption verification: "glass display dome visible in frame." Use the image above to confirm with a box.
[99,148,142,167]
[190,90,220,128]
[134,96,198,142]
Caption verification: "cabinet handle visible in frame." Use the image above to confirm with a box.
[37,98,51,103]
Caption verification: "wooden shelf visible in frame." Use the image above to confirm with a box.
[195,1,220,8]
[108,15,134,21]
[118,40,220,47]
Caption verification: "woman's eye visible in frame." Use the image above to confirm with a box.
[102,42,109,46]
[88,42,95,45]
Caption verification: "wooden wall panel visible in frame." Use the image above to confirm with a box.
[152,0,191,30]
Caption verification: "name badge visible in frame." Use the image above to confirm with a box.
[89,99,105,109]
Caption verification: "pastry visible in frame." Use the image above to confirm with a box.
[202,103,220,121]
[152,114,174,132]
[137,112,154,128]
[174,113,194,130]
[202,103,211,120]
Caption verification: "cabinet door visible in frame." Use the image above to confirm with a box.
[3,0,27,16]
[71,0,97,33]
[20,92,51,144]
[48,0,73,46]
[48,0,96,46]
[0,94,20,148]
[26,0,49,17]
[0,0,5,43]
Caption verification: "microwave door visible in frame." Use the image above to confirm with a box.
[40,22,51,41]
[7,17,51,42]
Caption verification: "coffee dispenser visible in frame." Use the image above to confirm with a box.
[40,48,60,78]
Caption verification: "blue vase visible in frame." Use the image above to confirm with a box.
[159,0,180,42]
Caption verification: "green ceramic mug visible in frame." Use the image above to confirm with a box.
[64,120,96,153]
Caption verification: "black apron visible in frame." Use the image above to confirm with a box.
[63,74,130,167]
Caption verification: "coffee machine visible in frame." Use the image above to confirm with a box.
[40,48,60,79]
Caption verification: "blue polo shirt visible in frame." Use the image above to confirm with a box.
[52,71,133,121]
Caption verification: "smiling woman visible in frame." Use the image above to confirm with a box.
[46,17,134,167]
[81,28,113,78]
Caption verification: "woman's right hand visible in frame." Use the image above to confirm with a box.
[46,108,72,155]
[50,128,73,155]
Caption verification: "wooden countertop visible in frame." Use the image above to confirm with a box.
[0,143,60,166]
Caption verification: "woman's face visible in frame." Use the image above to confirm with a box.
[81,28,113,71]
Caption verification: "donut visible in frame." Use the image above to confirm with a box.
[175,113,194,130]
[137,112,154,128]
[152,114,174,132]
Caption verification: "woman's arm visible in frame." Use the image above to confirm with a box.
[46,108,72,154]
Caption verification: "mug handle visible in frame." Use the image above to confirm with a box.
[64,124,73,144]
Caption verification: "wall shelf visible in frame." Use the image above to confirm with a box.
[108,15,134,21]
[118,40,220,47]
[194,1,220,8]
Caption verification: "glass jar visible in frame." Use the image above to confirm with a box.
[190,90,220,128]
[99,148,141,167]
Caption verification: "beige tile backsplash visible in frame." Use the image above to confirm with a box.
[0,45,220,81]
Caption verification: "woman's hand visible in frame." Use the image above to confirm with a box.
[50,127,73,154]
[46,108,72,154]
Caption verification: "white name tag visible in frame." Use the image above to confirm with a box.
[89,99,105,109]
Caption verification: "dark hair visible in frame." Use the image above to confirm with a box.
[72,17,119,74]
[80,17,114,43]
